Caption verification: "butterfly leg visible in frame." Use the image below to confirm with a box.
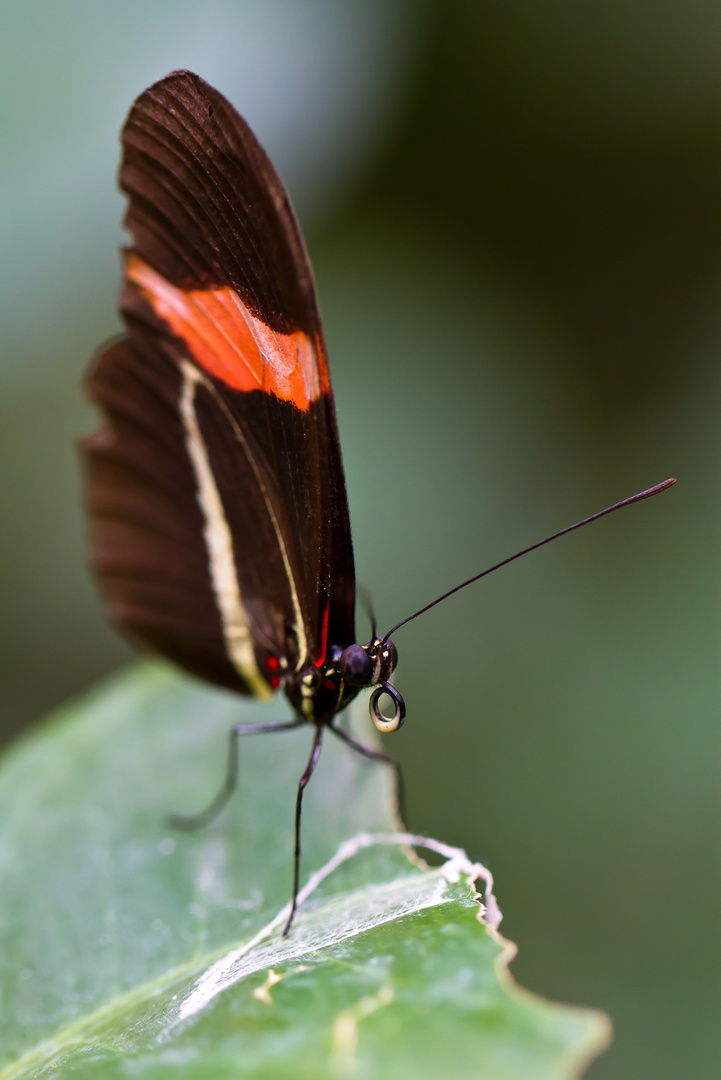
[169,717,306,831]
[356,585,377,639]
[283,724,324,936]
[330,723,407,830]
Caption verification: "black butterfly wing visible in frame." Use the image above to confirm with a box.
[83,70,355,696]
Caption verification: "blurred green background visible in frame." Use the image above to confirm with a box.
[0,2,717,1077]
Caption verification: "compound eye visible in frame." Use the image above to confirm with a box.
[340,643,374,686]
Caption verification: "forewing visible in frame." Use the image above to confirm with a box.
[83,71,355,695]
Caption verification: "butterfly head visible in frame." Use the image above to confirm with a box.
[339,638,404,733]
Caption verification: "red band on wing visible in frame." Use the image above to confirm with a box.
[314,603,330,667]
[126,253,328,409]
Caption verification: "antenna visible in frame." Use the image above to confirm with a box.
[381,478,676,642]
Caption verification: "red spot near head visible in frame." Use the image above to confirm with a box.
[267,656,280,671]
[269,674,280,690]
[314,604,330,667]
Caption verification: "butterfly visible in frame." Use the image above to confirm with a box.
[82,70,674,933]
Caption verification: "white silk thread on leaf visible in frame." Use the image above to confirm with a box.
[175,832,495,1025]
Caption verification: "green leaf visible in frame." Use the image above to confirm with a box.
[0,664,610,1079]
